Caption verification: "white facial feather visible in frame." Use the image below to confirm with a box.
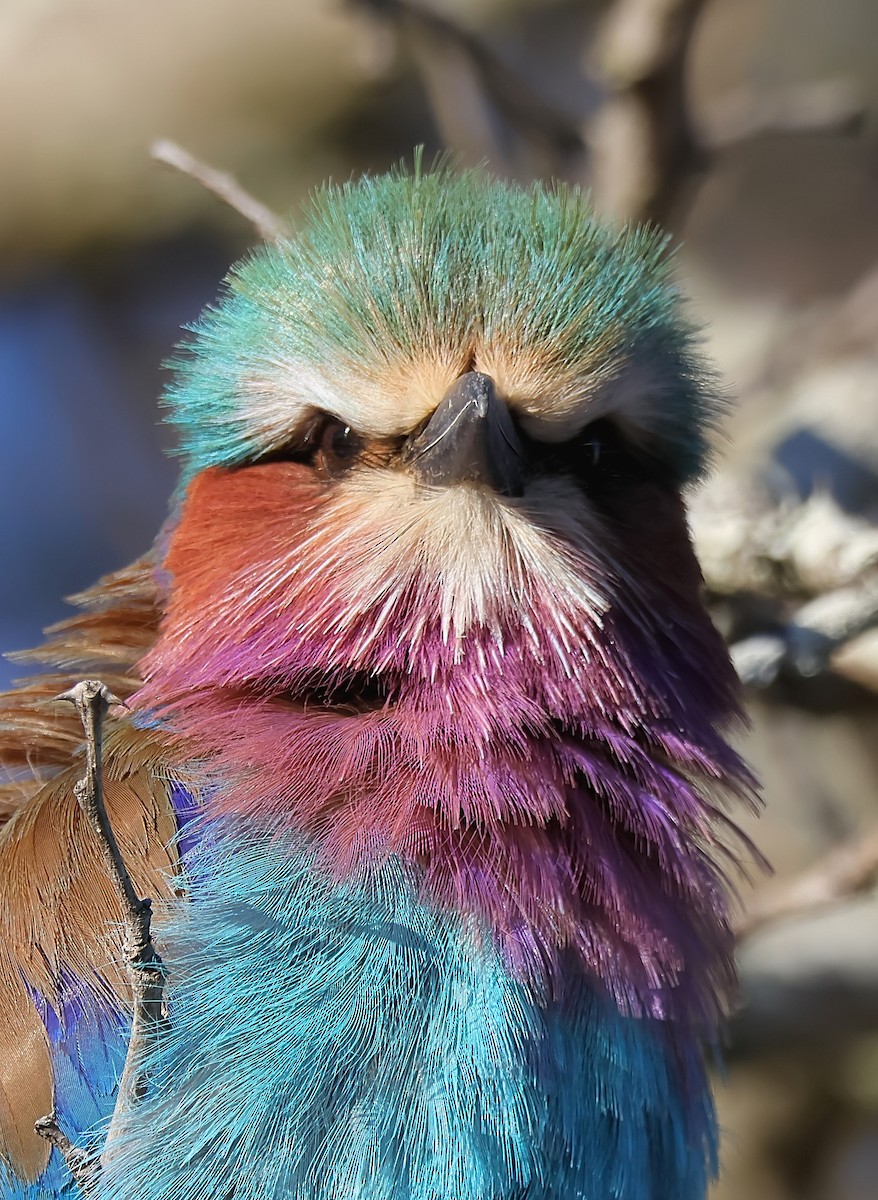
[207,470,615,674]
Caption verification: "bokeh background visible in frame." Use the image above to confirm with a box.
[2,1,878,1196]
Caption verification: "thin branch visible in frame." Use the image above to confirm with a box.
[735,827,878,942]
[35,680,168,1188]
[57,682,139,918]
[33,1115,99,1197]
[151,139,287,243]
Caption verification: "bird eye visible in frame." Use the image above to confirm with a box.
[256,414,364,474]
[319,420,363,470]
[520,418,671,498]
[573,419,674,493]
[577,419,619,463]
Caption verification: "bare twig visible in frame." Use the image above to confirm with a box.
[60,681,168,1133]
[735,827,878,941]
[35,680,168,1188]
[33,1115,100,1196]
[151,139,287,242]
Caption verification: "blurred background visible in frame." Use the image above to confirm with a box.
[2,0,878,1195]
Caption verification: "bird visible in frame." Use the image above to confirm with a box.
[0,164,756,1200]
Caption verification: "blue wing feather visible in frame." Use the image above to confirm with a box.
[1,991,127,1200]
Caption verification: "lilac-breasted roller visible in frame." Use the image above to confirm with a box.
[0,166,755,1200]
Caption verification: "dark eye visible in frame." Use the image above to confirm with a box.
[520,418,673,495]
[575,420,636,485]
[573,420,677,495]
[256,414,364,474]
[319,421,362,470]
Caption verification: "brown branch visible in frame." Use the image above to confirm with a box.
[735,827,878,942]
[586,0,707,224]
[351,0,584,175]
[35,680,168,1189]
[586,2,864,224]
[151,139,287,243]
[702,78,865,152]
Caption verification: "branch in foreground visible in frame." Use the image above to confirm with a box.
[35,681,168,1189]
[33,1115,99,1197]
[735,826,878,942]
[152,139,287,243]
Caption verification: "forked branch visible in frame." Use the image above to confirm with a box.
[34,680,168,1192]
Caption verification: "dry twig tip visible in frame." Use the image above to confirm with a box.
[151,138,287,243]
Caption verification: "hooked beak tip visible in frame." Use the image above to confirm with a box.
[401,372,525,496]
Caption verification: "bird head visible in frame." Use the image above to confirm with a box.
[138,167,755,1015]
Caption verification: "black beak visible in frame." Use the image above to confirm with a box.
[401,372,525,496]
